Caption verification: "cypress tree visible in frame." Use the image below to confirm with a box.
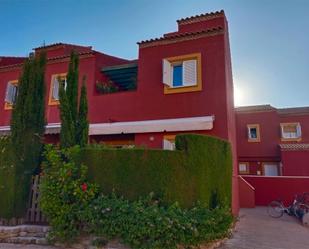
[59,81,75,148]
[10,52,46,217]
[59,51,79,148]
[76,76,89,147]
[59,51,89,148]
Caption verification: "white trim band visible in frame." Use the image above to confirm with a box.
[0,116,215,135]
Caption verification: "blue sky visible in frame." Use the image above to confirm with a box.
[1,0,308,107]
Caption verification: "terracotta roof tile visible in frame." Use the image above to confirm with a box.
[277,107,309,116]
[138,27,224,48]
[177,10,225,25]
[33,42,92,51]
[0,51,94,72]
[235,105,276,113]
[279,143,309,151]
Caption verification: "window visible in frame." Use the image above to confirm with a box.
[280,123,301,141]
[263,163,279,176]
[103,140,135,149]
[49,73,67,105]
[247,124,260,142]
[162,53,202,94]
[163,135,176,150]
[239,162,249,174]
[4,80,18,110]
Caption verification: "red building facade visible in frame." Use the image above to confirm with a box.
[236,105,309,177]
[0,11,239,213]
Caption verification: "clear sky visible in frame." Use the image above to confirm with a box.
[1,0,308,107]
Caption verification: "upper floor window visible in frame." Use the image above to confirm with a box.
[162,53,202,94]
[280,123,301,141]
[247,124,260,142]
[49,73,67,105]
[4,80,18,110]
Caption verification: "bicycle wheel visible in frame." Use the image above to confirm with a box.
[268,201,284,218]
[294,203,309,219]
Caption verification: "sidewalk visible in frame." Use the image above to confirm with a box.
[220,207,309,249]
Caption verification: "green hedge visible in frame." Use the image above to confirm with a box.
[79,134,232,209]
[0,136,16,218]
[0,136,35,220]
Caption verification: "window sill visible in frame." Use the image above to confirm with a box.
[48,99,60,106]
[281,137,302,142]
[248,138,260,143]
[164,84,202,94]
[4,102,13,110]
[239,171,250,175]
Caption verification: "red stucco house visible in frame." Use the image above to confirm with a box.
[236,105,309,177]
[0,11,239,213]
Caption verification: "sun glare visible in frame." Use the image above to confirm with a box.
[234,85,245,107]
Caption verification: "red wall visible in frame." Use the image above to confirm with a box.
[243,176,309,206]
[0,13,239,213]
[238,176,255,208]
[236,110,280,161]
[236,109,309,177]
[281,150,309,176]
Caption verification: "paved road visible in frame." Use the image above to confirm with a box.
[220,207,309,249]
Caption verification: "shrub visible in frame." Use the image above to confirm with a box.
[86,193,232,249]
[0,136,16,218]
[40,145,233,248]
[79,134,232,209]
[40,145,98,242]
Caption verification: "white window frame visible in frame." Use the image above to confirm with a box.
[247,124,260,142]
[239,162,249,174]
[49,73,67,105]
[280,123,301,141]
[4,80,18,109]
[163,135,176,150]
[163,59,197,88]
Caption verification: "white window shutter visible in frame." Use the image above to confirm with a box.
[52,77,60,100]
[163,139,175,150]
[281,126,286,139]
[183,60,197,86]
[297,124,302,138]
[12,85,17,104]
[162,59,172,87]
[247,127,251,139]
[5,83,14,104]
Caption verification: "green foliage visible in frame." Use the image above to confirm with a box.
[76,76,89,147]
[40,145,98,242]
[59,82,75,148]
[59,51,89,148]
[0,136,16,218]
[95,80,119,94]
[79,134,232,209]
[40,145,233,248]
[86,194,232,249]
[10,52,47,217]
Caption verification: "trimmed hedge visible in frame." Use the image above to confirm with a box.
[0,136,36,220]
[0,136,16,218]
[79,134,232,209]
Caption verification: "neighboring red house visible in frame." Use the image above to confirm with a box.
[0,11,239,213]
[236,105,309,177]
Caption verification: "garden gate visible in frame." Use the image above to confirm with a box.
[26,175,47,224]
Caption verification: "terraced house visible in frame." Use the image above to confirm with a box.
[0,10,239,211]
[1,10,309,212]
[236,105,309,177]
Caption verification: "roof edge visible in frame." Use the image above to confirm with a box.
[177,10,225,25]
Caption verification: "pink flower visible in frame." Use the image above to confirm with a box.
[81,183,88,192]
